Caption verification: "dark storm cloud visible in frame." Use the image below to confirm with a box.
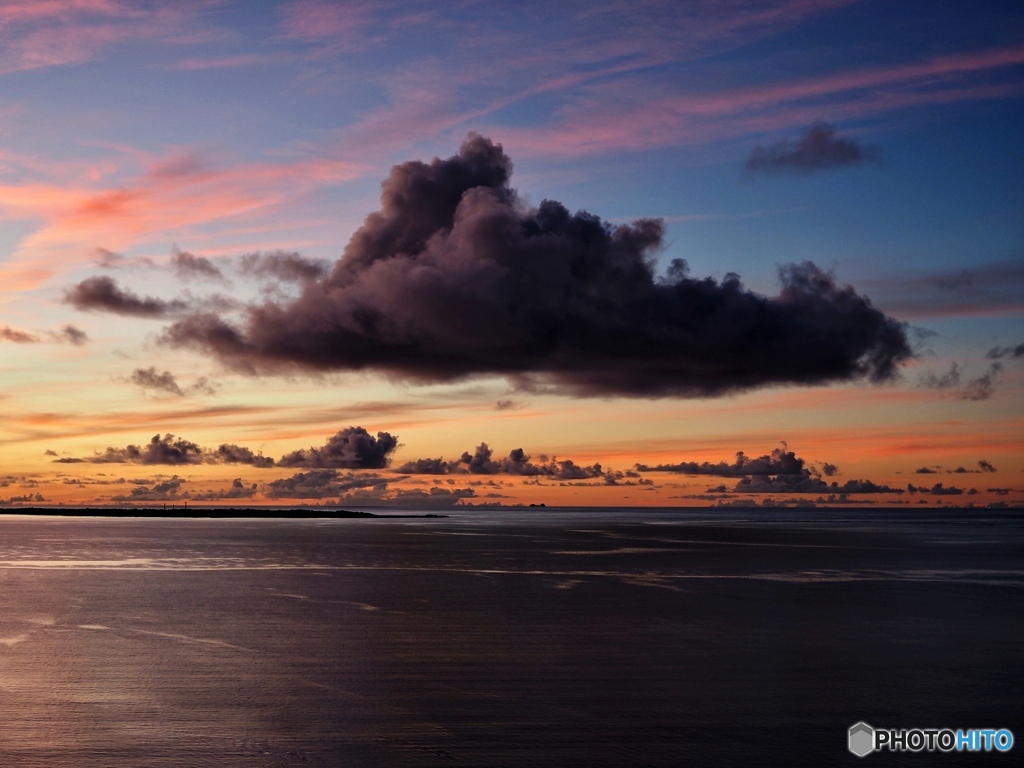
[744,121,881,176]
[636,446,807,476]
[128,366,216,397]
[160,134,911,397]
[986,342,1024,360]
[397,442,604,480]
[64,276,189,318]
[277,427,399,469]
[239,251,330,282]
[265,469,388,499]
[171,249,225,281]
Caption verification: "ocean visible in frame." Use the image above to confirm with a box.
[0,507,1020,766]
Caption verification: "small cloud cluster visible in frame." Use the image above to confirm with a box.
[110,476,188,502]
[907,482,976,496]
[919,361,1002,401]
[745,121,881,176]
[916,461,997,474]
[171,248,225,282]
[639,445,897,496]
[398,442,604,480]
[986,343,1024,360]
[266,470,388,499]
[55,427,392,470]
[128,367,216,397]
[1,324,89,345]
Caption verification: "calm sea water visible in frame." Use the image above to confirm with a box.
[0,507,1020,766]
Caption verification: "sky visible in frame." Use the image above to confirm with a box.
[0,0,1022,509]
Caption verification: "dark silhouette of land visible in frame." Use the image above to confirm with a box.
[0,506,447,519]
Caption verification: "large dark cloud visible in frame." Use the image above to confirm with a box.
[160,134,911,397]
[64,275,188,318]
[397,442,604,480]
[745,121,881,176]
[278,427,399,469]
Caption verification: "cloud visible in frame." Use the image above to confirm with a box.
[127,367,216,397]
[919,362,961,389]
[266,469,388,499]
[640,445,899,495]
[920,361,1002,401]
[213,444,275,468]
[64,275,188,318]
[110,476,187,503]
[238,251,329,283]
[171,249,224,281]
[986,343,1024,360]
[907,482,969,496]
[55,324,89,345]
[162,135,912,397]
[745,121,881,175]
[191,478,258,502]
[637,446,807,476]
[0,325,39,343]
[81,434,205,465]
[735,476,902,494]
[2,323,91,345]
[277,427,399,469]
[398,442,604,480]
[956,362,1001,401]
[978,460,997,473]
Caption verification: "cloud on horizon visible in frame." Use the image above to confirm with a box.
[398,442,606,480]
[155,135,911,397]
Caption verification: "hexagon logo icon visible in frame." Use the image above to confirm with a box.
[849,722,875,757]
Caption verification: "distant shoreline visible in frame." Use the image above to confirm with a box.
[0,506,448,519]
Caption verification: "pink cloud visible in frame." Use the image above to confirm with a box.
[0,148,368,290]
[0,0,217,74]
[278,0,373,43]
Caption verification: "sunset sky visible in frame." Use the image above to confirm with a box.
[1,0,1021,508]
